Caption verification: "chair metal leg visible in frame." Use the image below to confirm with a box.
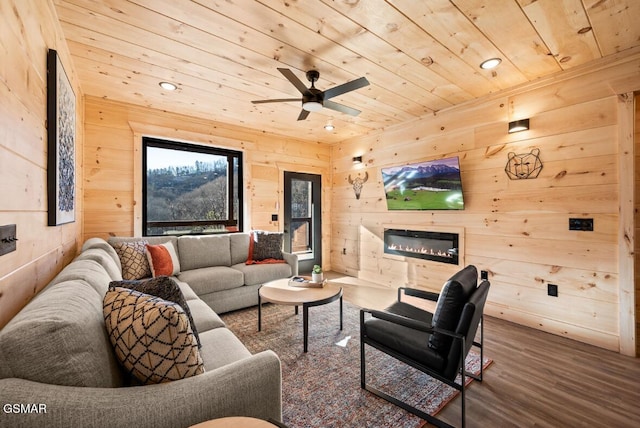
[466,314,484,382]
[360,337,463,428]
[360,310,366,389]
[460,336,466,428]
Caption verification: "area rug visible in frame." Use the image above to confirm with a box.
[221,301,491,428]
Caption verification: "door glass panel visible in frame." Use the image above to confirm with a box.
[291,179,313,256]
[284,171,321,272]
[291,220,310,253]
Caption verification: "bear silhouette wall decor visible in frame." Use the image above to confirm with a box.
[505,148,543,180]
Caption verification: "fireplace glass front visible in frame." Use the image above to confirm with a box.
[384,228,459,265]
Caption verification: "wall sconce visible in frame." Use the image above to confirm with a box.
[352,156,363,164]
[508,118,530,133]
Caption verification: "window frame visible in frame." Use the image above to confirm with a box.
[142,137,243,236]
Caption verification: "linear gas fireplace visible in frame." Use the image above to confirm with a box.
[384,228,459,265]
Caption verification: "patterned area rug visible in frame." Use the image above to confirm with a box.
[221,300,491,428]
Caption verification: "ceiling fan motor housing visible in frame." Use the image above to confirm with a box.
[306,70,320,83]
[303,87,323,104]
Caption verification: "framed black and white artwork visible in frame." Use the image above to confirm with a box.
[47,49,76,226]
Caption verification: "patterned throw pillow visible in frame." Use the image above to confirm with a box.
[109,276,201,348]
[103,287,205,384]
[145,242,181,277]
[248,231,284,263]
[112,241,151,280]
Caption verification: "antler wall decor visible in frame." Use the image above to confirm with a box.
[347,172,368,200]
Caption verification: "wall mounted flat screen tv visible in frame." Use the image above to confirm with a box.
[381,156,465,210]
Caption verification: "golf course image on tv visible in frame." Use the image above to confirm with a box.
[381,156,465,210]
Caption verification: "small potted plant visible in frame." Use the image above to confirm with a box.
[311,265,323,283]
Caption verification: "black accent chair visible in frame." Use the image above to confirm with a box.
[360,265,490,428]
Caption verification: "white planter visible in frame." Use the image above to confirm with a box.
[311,272,323,283]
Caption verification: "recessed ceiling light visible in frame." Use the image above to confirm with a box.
[159,81,177,91]
[480,58,502,69]
[324,123,334,131]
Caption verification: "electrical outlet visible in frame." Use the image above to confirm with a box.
[547,283,558,297]
[480,270,488,280]
[342,248,347,255]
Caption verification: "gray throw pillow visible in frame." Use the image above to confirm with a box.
[252,231,284,260]
[109,276,201,348]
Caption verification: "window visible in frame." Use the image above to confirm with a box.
[143,137,243,236]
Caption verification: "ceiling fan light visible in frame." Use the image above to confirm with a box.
[480,58,501,69]
[302,101,323,112]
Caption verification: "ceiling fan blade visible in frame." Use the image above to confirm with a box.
[278,68,309,94]
[252,98,301,104]
[297,110,310,121]
[323,77,370,101]
[323,100,361,116]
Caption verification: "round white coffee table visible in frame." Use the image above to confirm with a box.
[258,278,343,352]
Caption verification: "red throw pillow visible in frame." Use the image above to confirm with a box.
[145,243,180,277]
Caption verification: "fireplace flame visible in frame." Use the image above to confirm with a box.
[387,243,454,258]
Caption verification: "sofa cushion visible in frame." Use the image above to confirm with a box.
[146,242,181,277]
[178,266,244,295]
[179,235,231,271]
[112,240,151,280]
[82,237,122,272]
[186,298,226,332]
[110,276,201,348]
[174,278,199,300]
[76,248,123,281]
[232,263,293,287]
[48,258,114,296]
[0,280,124,388]
[198,327,252,371]
[103,287,205,385]
[230,232,251,265]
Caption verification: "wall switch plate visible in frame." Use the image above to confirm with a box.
[547,283,558,297]
[480,270,488,280]
[0,224,17,256]
[271,214,278,222]
[569,218,593,231]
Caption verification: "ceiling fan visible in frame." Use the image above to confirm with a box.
[252,68,370,121]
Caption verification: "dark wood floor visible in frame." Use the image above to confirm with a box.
[332,274,640,428]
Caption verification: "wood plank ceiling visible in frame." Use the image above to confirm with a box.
[53,0,640,144]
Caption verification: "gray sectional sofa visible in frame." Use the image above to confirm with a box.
[0,232,296,428]
[108,233,298,314]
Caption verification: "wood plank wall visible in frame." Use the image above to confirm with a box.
[0,0,84,329]
[83,97,332,261]
[636,94,640,357]
[330,50,640,353]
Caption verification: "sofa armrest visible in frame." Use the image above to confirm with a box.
[0,350,282,428]
[282,251,298,276]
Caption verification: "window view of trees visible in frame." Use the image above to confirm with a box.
[143,138,242,236]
